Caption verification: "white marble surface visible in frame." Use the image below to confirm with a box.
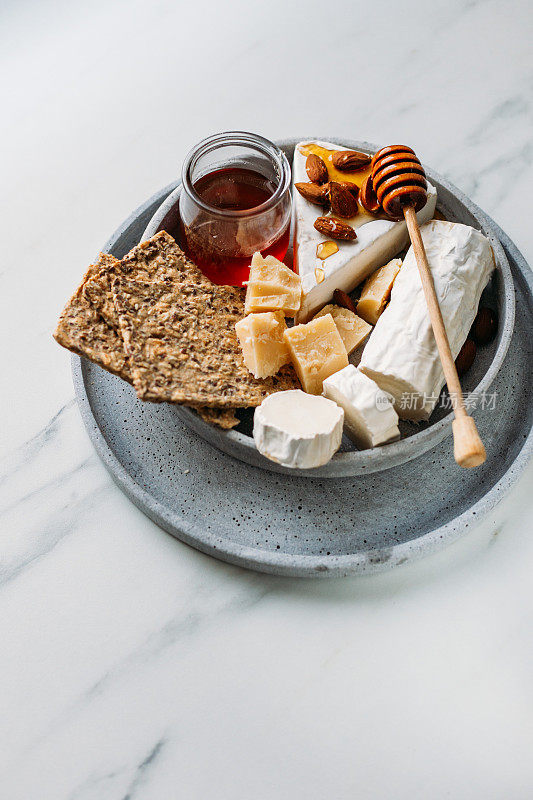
[1,0,533,796]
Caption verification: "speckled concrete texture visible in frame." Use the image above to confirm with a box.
[72,180,533,577]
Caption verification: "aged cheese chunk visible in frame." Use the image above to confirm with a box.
[245,252,302,316]
[283,314,348,394]
[322,365,400,449]
[253,390,344,468]
[356,258,402,325]
[314,304,372,354]
[293,140,437,322]
[359,220,495,421]
[235,311,290,379]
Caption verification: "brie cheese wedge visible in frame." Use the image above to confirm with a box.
[322,365,400,449]
[253,390,344,468]
[359,220,495,421]
[293,140,437,322]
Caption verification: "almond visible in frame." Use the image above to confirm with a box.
[329,181,358,218]
[333,289,357,313]
[333,181,359,199]
[471,307,497,345]
[294,182,329,206]
[314,216,357,241]
[306,153,328,184]
[332,150,371,172]
[455,339,476,376]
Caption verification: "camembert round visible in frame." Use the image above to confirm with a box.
[253,390,344,469]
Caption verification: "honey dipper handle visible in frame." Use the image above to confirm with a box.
[403,205,486,468]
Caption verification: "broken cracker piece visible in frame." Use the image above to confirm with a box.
[194,406,240,429]
[53,253,132,382]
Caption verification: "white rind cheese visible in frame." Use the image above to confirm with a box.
[359,220,495,421]
[322,366,400,449]
[253,390,344,468]
[293,140,437,322]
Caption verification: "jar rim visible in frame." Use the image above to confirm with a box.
[181,131,291,218]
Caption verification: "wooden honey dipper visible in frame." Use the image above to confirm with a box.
[370,145,486,468]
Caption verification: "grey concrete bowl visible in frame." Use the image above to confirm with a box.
[72,184,532,577]
[141,138,515,478]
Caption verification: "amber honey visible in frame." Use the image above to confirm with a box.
[298,143,387,228]
[180,167,290,286]
[180,133,292,286]
[316,241,339,260]
[299,143,372,187]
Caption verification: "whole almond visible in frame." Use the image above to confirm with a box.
[329,181,358,218]
[306,153,328,184]
[332,181,359,199]
[314,216,357,241]
[455,339,477,376]
[333,289,357,313]
[295,182,329,206]
[471,307,497,345]
[332,150,371,172]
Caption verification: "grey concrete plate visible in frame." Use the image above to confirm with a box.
[72,181,533,577]
[140,140,515,477]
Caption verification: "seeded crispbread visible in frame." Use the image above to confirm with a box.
[112,273,300,407]
[53,253,132,381]
[83,231,193,329]
[194,406,240,429]
[79,234,242,426]
[54,233,289,424]
[54,244,242,428]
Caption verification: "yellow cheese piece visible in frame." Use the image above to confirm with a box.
[357,258,402,325]
[245,252,302,316]
[283,313,348,394]
[314,304,372,354]
[235,311,290,379]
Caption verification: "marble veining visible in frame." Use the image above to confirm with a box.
[1,0,532,797]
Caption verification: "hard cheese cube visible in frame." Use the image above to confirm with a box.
[314,304,372,354]
[235,311,290,379]
[357,258,402,325]
[283,313,348,394]
[245,252,302,316]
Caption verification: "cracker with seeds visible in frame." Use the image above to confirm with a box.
[112,274,299,407]
[54,233,288,424]
[53,253,132,382]
[194,406,240,429]
[55,245,241,428]
[83,232,194,329]
[81,236,242,427]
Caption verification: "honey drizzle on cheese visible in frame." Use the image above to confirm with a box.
[315,267,325,283]
[299,143,372,186]
[298,143,388,229]
[316,241,339,260]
